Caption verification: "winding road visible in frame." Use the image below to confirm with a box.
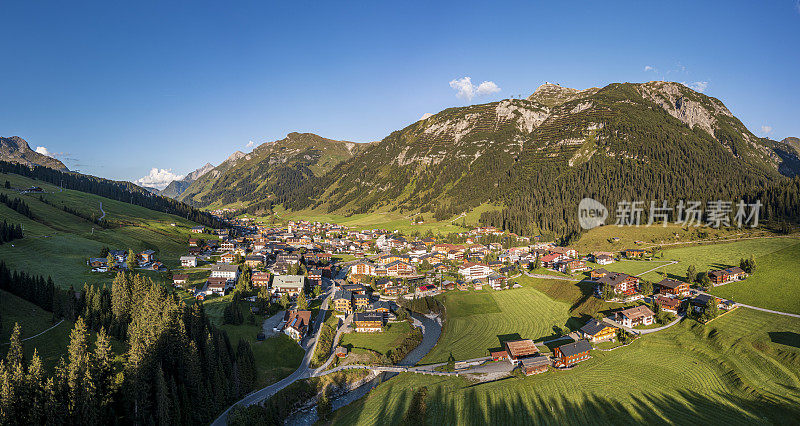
[98,201,106,220]
[211,277,337,426]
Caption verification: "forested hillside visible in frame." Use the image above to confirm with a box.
[0,161,225,229]
[178,133,364,210]
[293,82,800,237]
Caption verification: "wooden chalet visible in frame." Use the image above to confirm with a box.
[657,278,690,297]
[624,249,648,259]
[553,340,592,367]
[579,319,616,343]
[252,271,271,288]
[504,339,539,364]
[353,312,384,332]
[654,295,681,314]
[597,272,639,296]
[615,305,655,328]
[172,274,189,286]
[708,267,747,285]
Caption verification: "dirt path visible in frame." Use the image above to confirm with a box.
[1,319,65,345]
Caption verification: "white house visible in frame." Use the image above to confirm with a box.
[210,263,239,280]
[458,263,493,280]
[180,256,198,267]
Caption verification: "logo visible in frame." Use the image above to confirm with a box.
[578,198,608,230]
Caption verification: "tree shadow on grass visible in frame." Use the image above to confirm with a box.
[769,331,800,349]
[352,379,800,425]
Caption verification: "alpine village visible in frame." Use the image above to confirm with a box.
[1,3,800,426]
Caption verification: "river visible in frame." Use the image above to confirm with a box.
[285,313,442,425]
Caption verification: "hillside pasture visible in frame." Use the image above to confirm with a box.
[330,308,800,425]
[0,172,207,289]
[709,240,800,314]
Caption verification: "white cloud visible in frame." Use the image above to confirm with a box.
[796,0,800,14]
[685,81,709,92]
[35,146,52,157]
[475,81,501,96]
[644,65,655,72]
[761,125,773,134]
[449,76,501,101]
[419,113,433,121]
[246,140,255,148]
[135,168,185,190]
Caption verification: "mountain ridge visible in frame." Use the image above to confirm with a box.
[171,81,800,236]
[177,132,364,208]
[0,136,69,172]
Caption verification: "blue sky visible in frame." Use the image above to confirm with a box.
[1,0,799,188]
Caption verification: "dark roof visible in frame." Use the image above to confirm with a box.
[354,312,383,322]
[709,267,745,277]
[580,319,611,336]
[557,340,592,357]
[333,289,352,301]
[597,272,635,288]
[657,279,686,289]
[692,294,717,306]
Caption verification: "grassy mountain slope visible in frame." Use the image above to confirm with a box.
[0,136,68,171]
[179,132,364,209]
[292,81,796,235]
[0,171,215,289]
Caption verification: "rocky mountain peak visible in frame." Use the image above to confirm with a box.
[527,83,598,107]
[0,136,69,171]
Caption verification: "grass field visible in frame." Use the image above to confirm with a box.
[0,172,210,289]
[571,223,771,253]
[265,205,471,235]
[330,307,800,425]
[219,323,304,388]
[0,290,125,370]
[636,237,799,282]
[709,240,800,314]
[339,321,413,357]
[423,284,573,363]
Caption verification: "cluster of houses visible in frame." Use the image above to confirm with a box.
[88,249,161,272]
[591,267,739,315]
[331,283,395,332]
[490,337,594,375]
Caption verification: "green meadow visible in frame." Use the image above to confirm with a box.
[339,321,414,357]
[709,240,800,315]
[0,172,212,289]
[330,307,800,425]
[423,283,573,364]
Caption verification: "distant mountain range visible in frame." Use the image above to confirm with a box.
[172,81,800,235]
[0,136,68,172]
[159,162,215,198]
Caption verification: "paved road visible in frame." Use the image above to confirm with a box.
[634,260,678,277]
[314,314,352,372]
[98,201,106,220]
[211,280,336,426]
[602,313,685,335]
[0,319,65,345]
[697,290,800,319]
